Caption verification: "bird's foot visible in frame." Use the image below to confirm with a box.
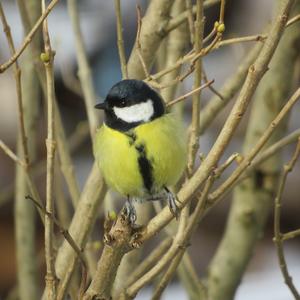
[124,198,137,224]
[164,187,180,220]
[129,225,144,249]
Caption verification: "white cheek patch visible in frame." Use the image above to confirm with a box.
[113,99,154,123]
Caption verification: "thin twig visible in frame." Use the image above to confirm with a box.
[199,42,262,134]
[184,176,214,236]
[282,228,300,241]
[125,238,172,287]
[274,138,300,299]
[165,0,221,33]
[202,67,224,100]
[26,194,88,299]
[55,164,106,299]
[127,0,174,79]
[159,0,190,104]
[185,0,195,43]
[42,3,57,297]
[151,17,300,84]
[135,5,151,79]
[0,3,29,166]
[60,62,82,96]
[0,140,26,167]
[0,121,89,209]
[167,80,214,107]
[55,106,81,208]
[149,32,221,84]
[0,0,59,73]
[114,0,128,79]
[235,128,300,184]
[286,13,300,27]
[151,251,184,300]
[208,87,300,203]
[67,0,99,139]
[179,253,207,298]
[216,34,266,48]
[219,0,226,24]
[187,0,204,175]
[213,152,240,178]
[26,195,86,267]
[203,27,216,44]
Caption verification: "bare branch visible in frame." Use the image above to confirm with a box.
[165,0,221,33]
[0,140,26,167]
[55,164,106,298]
[41,2,57,297]
[187,0,204,175]
[199,42,262,134]
[0,3,29,166]
[274,138,300,299]
[0,0,59,73]
[67,0,99,139]
[219,0,226,24]
[151,251,184,300]
[127,0,174,79]
[114,0,128,79]
[282,228,300,241]
[185,0,195,43]
[208,87,300,203]
[167,80,214,107]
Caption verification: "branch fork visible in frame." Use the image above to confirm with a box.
[83,209,145,299]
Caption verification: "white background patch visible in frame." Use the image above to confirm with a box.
[113,99,154,123]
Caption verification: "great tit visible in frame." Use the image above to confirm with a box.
[94,79,187,223]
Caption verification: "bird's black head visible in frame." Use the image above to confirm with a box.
[95,79,165,132]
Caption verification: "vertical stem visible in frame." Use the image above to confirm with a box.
[187,0,204,175]
[185,0,195,43]
[127,0,174,79]
[67,0,98,139]
[160,0,190,104]
[219,0,226,24]
[55,164,106,299]
[114,0,128,79]
[42,3,57,298]
[274,139,300,299]
[0,4,29,166]
[1,2,41,299]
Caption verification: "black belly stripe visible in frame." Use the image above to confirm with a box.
[135,144,153,192]
[124,131,136,146]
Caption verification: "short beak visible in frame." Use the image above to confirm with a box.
[94,102,107,110]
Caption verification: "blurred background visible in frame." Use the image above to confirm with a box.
[0,0,299,299]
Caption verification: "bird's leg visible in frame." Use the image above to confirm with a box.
[124,196,137,224]
[164,186,180,219]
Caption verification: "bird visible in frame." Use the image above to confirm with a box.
[94,79,187,223]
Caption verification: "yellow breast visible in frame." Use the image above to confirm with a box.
[94,113,187,198]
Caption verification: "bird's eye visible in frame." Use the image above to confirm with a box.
[119,99,126,107]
